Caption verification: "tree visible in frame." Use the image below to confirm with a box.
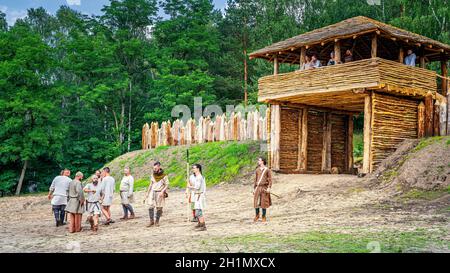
[0,24,65,195]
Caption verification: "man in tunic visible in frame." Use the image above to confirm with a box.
[119,167,135,220]
[83,175,101,233]
[144,161,169,227]
[253,157,272,222]
[187,164,207,231]
[65,171,85,233]
[187,171,198,222]
[48,169,72,227]
[100,167,115,225]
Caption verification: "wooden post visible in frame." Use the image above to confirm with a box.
[300,47,306,69]
[362,93,372,174]
[417,102,425,138]
[441,57,448,96]
[273,55,279,75]
[321,112,332,173]
[424,91,434,137]
[347,115,354,173]
[270,104,280,171]
[399,47,404,64]
[334,40,341,64]
[439,100,447,136]
[371,34,377,59]
[300,108,308,171]
[297,109,303,171]
[419,47,426,68]
[447,93,450,135]
[433,100,440,136]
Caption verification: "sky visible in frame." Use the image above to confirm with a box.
[0,0,228,26]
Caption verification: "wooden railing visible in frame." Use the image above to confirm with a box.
[258,58,437,102]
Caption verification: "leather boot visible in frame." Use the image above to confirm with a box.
[262,216,267,222]
[147,208,155,227]
[155,208,162,227]
[196,222,207,231]
[253,214,260,222]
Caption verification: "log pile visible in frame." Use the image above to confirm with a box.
[142,110,268,150]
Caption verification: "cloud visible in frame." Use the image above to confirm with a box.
[66,0,81,6]
[0,5,27,26]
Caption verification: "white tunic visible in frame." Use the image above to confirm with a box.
[49,175,71,206]
[191,174,206,210]
[100,176,115,206]
[84,183,101,215]
[120,175,134,204]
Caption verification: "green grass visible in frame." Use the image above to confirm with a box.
[208,228,448,253]
[412,136,446,153]
[108,141,261,190]
[353,132,363,159]
[400,188,448,201]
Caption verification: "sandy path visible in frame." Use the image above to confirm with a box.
[0,174,447,252]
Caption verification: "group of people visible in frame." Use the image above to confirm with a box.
[47,156,273,234]
[301,48,417,70]
[300,49,354,70]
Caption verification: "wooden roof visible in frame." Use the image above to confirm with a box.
[249,16,450,62]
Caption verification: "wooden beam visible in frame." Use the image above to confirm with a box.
[273,55,279,75]
[334,40,341,64]
[371,34,377,59]
[347,115,354,173]
[424,91,434,137]
[362,92,372,174]
[441,56,448,96]
[300,108,308,171]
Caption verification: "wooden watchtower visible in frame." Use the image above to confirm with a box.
[249,16,450,174]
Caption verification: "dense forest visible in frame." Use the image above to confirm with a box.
[0,0,448,194]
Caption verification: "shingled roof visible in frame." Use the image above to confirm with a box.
[249,16,450,61]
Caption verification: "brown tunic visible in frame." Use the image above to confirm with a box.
[253,167,272,209]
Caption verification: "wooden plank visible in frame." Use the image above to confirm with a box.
[362,93,372,173]
[300,47,306,68]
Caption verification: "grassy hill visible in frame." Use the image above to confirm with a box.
[104,141,262,191]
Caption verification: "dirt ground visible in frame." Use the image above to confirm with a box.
[0,173,448,253]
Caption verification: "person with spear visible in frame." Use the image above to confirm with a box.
[185,150,197,222]
[252,157,272,222]
[187,163,207,231]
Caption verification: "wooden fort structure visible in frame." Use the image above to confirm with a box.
[249,16,450,174]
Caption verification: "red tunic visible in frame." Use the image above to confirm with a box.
[253,167,272,209]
